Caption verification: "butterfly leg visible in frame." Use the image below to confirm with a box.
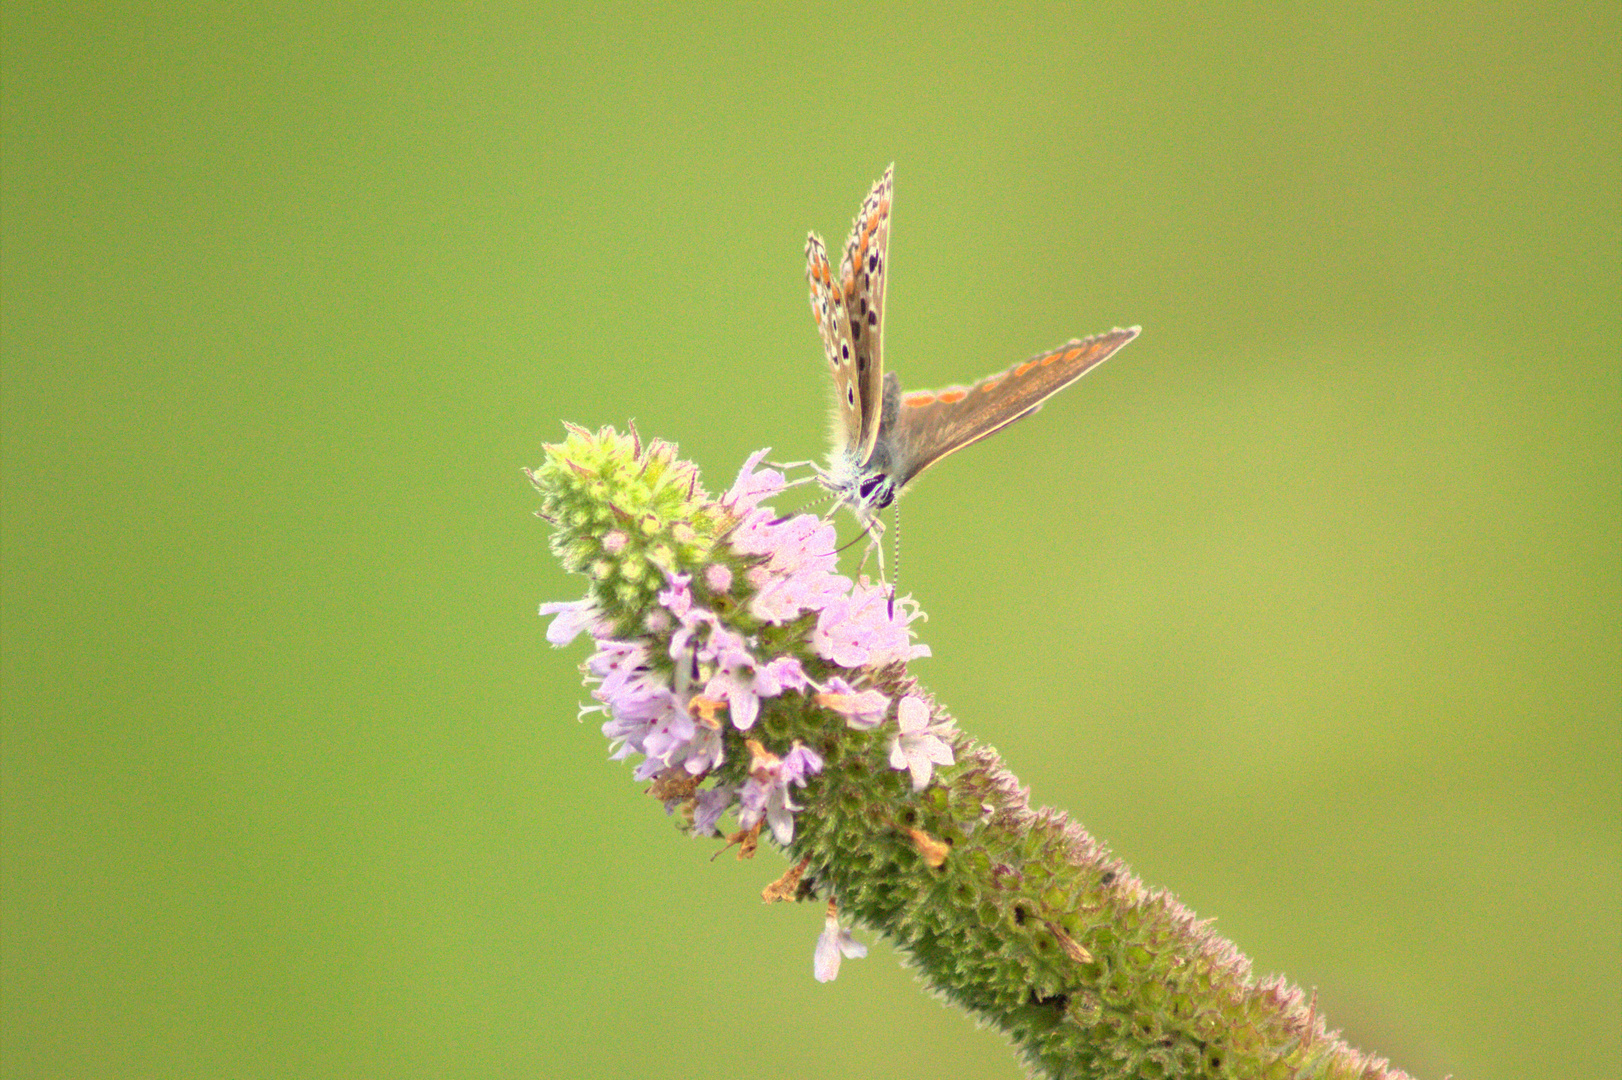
[850,508,889,584]
[762,459,827,492]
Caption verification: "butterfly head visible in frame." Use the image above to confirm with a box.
[858,473,897,510]
[816,445,900,532]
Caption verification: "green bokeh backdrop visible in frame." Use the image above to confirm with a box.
[4,5,1617,1079]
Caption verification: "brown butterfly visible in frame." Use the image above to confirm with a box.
[807,165,1139,527]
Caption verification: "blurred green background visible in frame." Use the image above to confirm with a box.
[4,4,1617,1078]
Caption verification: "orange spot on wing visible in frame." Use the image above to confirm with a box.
[904,393,936,407]
[1063,347,1084,361]
[979,374,1006,391]
[936,389,965,403]
[1014,360,1038,377]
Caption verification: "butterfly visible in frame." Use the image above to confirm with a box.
[806,164,1140,534]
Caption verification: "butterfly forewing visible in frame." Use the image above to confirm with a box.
[886,326,1140,488]
[806,232,863,458]
[837,165,894,467]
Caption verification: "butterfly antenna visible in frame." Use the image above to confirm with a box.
[805,487,837,511]
[887,503,902,619]
[779,482,837,520]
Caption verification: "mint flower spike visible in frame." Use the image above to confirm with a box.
[532,425,1415,1080]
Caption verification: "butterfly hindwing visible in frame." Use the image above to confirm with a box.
[885,326,1140,489]
[837,165,894,467]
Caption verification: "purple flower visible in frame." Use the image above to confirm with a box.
[737,739,824,845]
[586,634,714,776]
[678,718,725,775]
[700,625,752,670]
[703,669,760,730]
[752,513,837,571]
[866,593,931,667]
[667,605,716,665]
[761,655,809,693]
[658,572,694,619]
[696,631,759,721]
[629,755,666,783]
[810,582,929,668]
[661,569,731,667]
[813,902,867,983]
[888,694,955,791]
[814,676,890,730]
[695,631,807,733]
[539,599,600,646]
[749,565,851,624]
[598,674,678,761]
[724,448,786,512]
[781,740,824,782]
[732,510,850,624]
[585,640,648,702]
[637,703,697,768]
[692,784,736,835]
[730,507,780,557]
